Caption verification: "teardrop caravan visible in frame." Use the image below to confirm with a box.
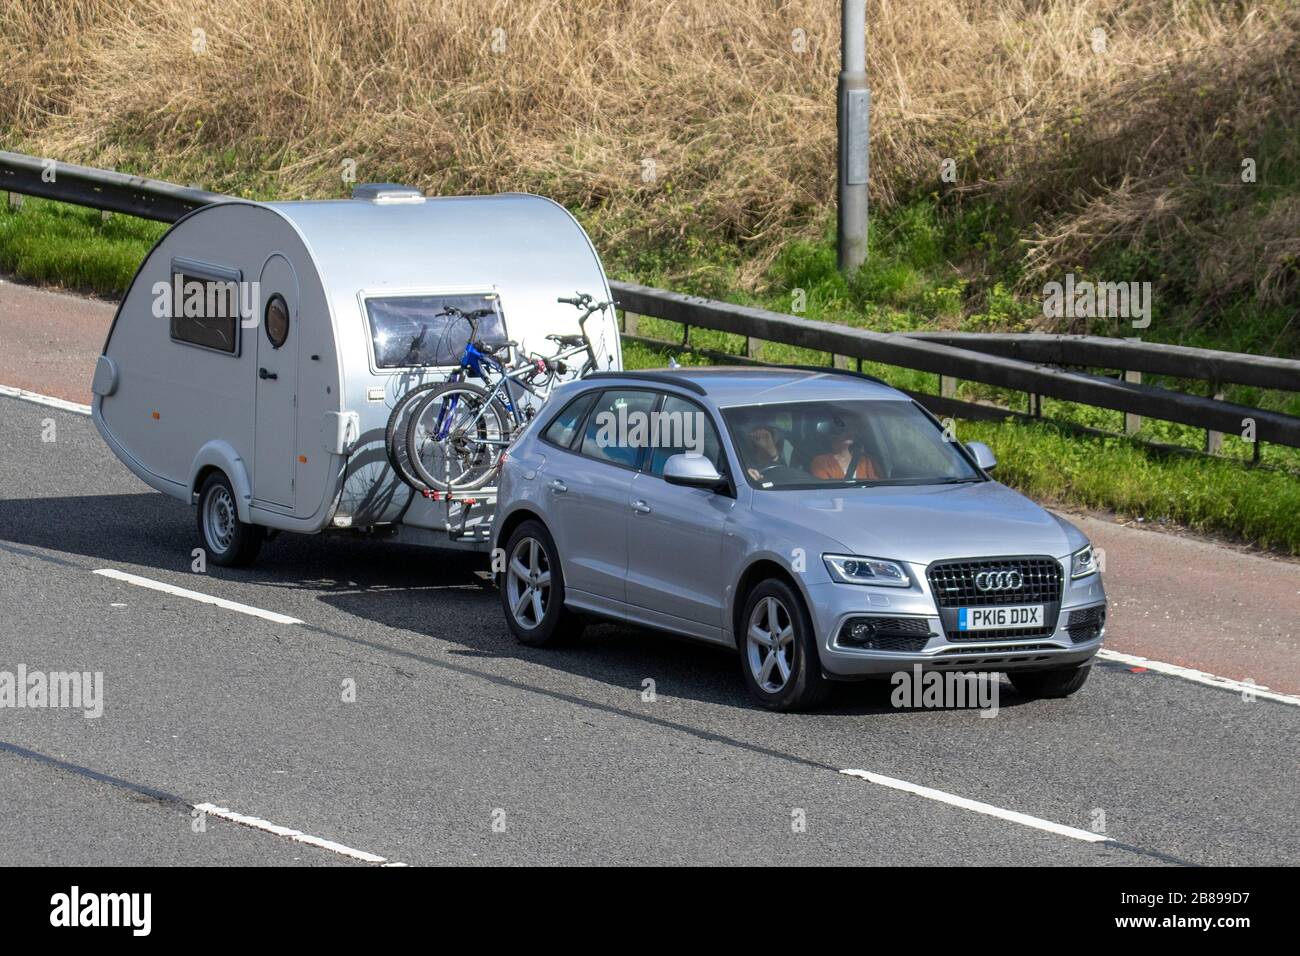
[92,187,621,565]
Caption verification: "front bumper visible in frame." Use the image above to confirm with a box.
[806,564,1107,679]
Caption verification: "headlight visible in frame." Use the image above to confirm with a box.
[823,554,911,587]
[1071,544,1099,579]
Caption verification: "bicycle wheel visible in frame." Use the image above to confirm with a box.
[385,382,447,491]
[405,382,510,491]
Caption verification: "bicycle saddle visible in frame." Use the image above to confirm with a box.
[547,333,585,347]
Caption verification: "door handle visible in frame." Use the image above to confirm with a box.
[259,368,278,380]
[548,479,568,493]
[632,499,652,514]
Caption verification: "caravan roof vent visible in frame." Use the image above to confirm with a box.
[351,183,425,204]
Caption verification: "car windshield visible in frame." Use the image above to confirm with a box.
[722,399,983,490]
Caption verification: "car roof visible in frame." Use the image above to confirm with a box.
[582,366,906,407]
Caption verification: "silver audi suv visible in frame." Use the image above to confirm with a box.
[491,367,1107,711]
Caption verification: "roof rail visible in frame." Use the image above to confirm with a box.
[583,370,708,396]
[776,364,894,389]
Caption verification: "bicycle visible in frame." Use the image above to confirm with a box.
[390,294,608,492]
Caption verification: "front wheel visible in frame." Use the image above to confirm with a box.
[739,579,831,711]
[1007,663,1092,699]
[196,472,263,567]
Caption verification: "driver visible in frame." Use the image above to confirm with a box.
[743,422,807,483]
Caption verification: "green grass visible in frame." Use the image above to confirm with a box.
[0,196,165,294]
[3,193,1297,554]
[958,419,1300,555]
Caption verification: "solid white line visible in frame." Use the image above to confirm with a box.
[0,384,91,415]
[93,568,303,625]
[193,803,396,865]
[840,769,1111,843]
[1098,648,1300,707]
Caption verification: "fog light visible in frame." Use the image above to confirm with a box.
[848,621,875,641]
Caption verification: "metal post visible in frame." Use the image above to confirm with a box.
[838,0,869,272]
[1206,382,1224,454]
[1124,369,1142,434]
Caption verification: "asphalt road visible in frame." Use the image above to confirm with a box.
[1,396,1296,865]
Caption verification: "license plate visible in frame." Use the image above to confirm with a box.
[958,604,1043,631]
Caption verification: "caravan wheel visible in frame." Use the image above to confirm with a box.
[197,472,264,567]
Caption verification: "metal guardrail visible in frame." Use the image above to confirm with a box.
[903,331,1298,393]
[2,149,1296,452]
[0,150,225,222]
[610,281,1300,451]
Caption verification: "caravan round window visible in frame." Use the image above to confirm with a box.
[265,295,290,348]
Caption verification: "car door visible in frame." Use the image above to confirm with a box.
[624,393,733,628]
[538,388,656,604]
[253,254,300,509]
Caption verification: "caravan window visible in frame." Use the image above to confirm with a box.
[170,272,241,355]
[365,292,507,369]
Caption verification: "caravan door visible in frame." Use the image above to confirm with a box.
[253,254,300,509]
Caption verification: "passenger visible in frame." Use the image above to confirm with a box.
[809,417,879,480]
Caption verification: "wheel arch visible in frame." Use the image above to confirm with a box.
[493,506,549,574]
[189,441,253,522]
[731,557,814,650]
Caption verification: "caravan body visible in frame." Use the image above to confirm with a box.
[92,190,620,552]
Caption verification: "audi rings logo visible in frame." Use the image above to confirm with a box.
[974,569,1023,591]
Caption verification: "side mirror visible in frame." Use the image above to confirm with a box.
[965,441,997,471]
[663,453,727,491]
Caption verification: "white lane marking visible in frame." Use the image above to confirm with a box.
[840,769,1111,844]
[193,803,397,865]
[0,384,91,415]
[1098,648,1300,707]
[93,569,303,625]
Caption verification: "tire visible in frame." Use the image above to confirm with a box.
[196,472,263,567]
[1008,663,1092,699]
[500,520,583,647]
[385,383,446,491]
[406,382,510,492]
[738,578,831,711]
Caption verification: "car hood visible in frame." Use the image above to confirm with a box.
[749,481,1076,565]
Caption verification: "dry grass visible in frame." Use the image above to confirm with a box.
[1,0,1297,294]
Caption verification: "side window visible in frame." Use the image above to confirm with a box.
[170,271,241,354]
[646,394,725,476]
[541,391,597,449]
[579,389,657,469]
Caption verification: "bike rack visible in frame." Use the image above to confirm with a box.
[422,486,497,543]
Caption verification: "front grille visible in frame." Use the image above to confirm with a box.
[927,557,1063,607]
[1066,605,1106,643]
[837,616,934,652]
[926,556,1063,641]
